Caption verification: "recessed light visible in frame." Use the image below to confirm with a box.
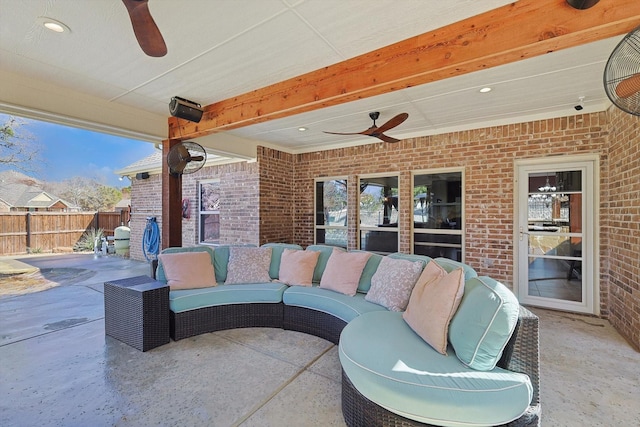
[479,87,492,93]
[38,17,71,33]
[298,127,307,132]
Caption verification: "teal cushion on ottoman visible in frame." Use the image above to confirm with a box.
[339,311,533,427]
[449,276,521,371]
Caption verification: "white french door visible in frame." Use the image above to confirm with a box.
[515,155,599,315]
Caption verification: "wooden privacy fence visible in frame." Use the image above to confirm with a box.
[0,211,128,255]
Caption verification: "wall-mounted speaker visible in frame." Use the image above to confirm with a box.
[136,172,150,180]
[169,96,204,123]
[566,0,600,9]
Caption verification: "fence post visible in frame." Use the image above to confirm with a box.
[25,212,31,253]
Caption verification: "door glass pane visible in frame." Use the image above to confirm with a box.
[527,170,582,302]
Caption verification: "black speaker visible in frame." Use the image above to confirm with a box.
[169,96,203,123]
[566,0,600,9]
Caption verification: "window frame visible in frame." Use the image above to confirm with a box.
[411,167,465,262]
[198,179,221,246]
[314,177,348,248]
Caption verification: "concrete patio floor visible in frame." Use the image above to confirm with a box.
[0,253,638,426]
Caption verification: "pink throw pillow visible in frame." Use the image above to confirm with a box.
[279,249,320,286]
[158,251,217,290]
[319,249,372,296]
[403,264,465,355]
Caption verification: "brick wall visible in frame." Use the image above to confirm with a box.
[607,107,640,350]
[293,113,610,288]
[130,173,162,262]
[130,160,260,260]
[257,147,295,244]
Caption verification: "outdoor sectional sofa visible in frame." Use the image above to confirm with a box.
[155,243,540,427]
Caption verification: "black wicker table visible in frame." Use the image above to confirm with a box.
[104,275,170,352]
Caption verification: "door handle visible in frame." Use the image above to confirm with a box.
[519,227,530,241]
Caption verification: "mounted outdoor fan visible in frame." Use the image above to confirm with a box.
[324,112,409,143]
[121,0,167,57]
[604,25,640,116]
[167,141,206,175]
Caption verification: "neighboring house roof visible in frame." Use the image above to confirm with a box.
[0,171,77,210]
[114,198,131,209]
[114,149,242,178]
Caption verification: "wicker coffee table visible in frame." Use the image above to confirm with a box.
[104,275,169,351]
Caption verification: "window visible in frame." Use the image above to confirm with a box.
[359,174,399,254]
[315,178,348,248]
[199,180,220,245]
[413,169,464,261]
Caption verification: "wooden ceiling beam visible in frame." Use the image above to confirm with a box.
[168,0,640,140]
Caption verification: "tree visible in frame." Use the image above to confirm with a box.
[50,177,122,211]
[0,116,42,172]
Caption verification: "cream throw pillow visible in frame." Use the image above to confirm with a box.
[403,263,465,354]
[225,246,273,284]
[278,249,320,286]
[319,249,372,296]
[158,251,217,290]
[365,256,423,311]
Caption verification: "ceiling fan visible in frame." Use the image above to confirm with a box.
[604,25,640,116]
[324,112,409,143]
[167,141,207,176]
[121,0,167,57]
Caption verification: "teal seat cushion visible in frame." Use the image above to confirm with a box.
[434,257,478,281]
[449,276,520,371]
[339,311,533,427]
[169,282,287,313]
[283,286,386,323]
[156,246,215,284]
[306,245,345,284]
[261,243,303,280]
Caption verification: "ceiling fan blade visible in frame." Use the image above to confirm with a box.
[177,143,190,160]
[375,113,409,134]
[376,134,401,143]
[122,0,167,57]
[615,73,640,98]
[323,130,364,136]
[172,160,187,174]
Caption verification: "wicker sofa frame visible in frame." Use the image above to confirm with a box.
[162,244,541,427]
[170,299,540,426]
[170,302,283,341]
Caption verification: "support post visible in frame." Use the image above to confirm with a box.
[162,139,182,249]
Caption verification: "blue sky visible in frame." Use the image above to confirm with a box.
[1,113,157,187]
